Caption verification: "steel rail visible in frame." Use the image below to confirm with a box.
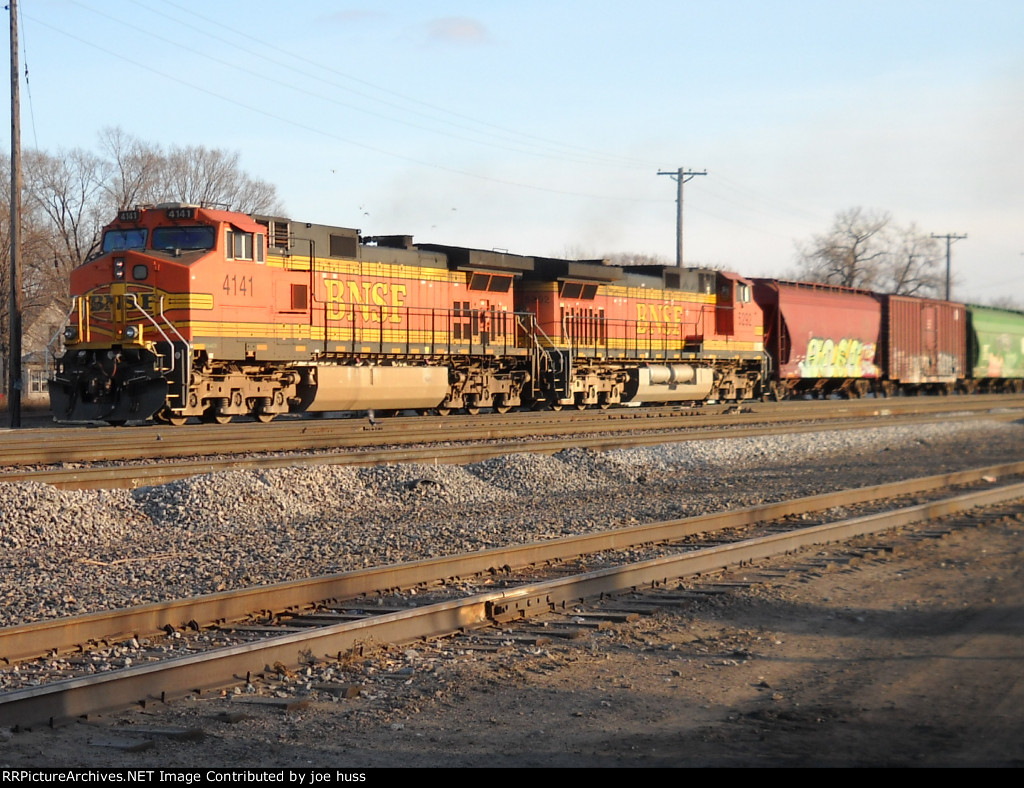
[3,459,1024,665]
[2,395,1022,467]
[2,473,1023,728]
[2,409,1020,490]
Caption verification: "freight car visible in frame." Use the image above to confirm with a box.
[752,279,969,398]
[966,304,1024,393]
[881,295,965,395]
[47,204,766,424]
[752,279,883,399]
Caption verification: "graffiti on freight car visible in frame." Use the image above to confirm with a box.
[978,333,1024,378]
[798,337,879,378]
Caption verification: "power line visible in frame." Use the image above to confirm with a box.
[116,0,655,171]
[931,232,967,300]
[658,167,706,267]
[23,13,664,205]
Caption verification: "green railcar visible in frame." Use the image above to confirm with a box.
[968,304,1024,388]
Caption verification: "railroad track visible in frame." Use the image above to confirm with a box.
[3,396,1022,489]
[2,459,1023,728]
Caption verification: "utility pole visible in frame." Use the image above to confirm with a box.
[931,232,967,301]
[8,0,22,428]
[658,167,706,268]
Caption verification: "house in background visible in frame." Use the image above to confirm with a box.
[1,303,66,409]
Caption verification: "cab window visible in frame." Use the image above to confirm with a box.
[226,230,265,262]
[102,228,147,252]
[152,226,215,252]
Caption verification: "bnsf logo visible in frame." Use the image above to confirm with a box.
[88,292,160,317]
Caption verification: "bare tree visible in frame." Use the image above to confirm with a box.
[23,148,108,313]
[0,151,76,369]
[794,208,945,298]
[97,126,164,209]
[0,130,287,369]
[162,144,282,214]
[794,207,891,290]
[98,127,284,215]
[883,222,944,297]
[987,295,1024,310]
[604,251,671,267]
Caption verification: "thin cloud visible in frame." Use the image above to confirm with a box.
[426,17,489,45]
[321,10,386,25]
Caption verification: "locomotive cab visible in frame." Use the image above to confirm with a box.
[49,204,269,423]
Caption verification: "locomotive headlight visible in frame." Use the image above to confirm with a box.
[63,326,78,342]
[124,325,139,340]
[113,257,126,280]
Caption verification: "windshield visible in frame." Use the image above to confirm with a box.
[102,228,148,253]
[152,225,216,252]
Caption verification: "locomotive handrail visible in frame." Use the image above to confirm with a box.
[560,310,710,359]
[124,293,186,376]
[156,295,193,409]
[314,304,536,359]
[157,296,190,352]
[522,314,570,398]
[157,295,193,411]
[44,297,81,376]
[524,315,561,360]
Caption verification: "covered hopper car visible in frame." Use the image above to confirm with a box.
[966,304,1024,392]
[752,279,883,399]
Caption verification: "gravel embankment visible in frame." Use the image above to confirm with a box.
[1,418,1022,625]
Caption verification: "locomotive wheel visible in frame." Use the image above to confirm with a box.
[435,408,451,416]
[155,409,188,427]
[202,411,232,425]
[494,405,511,414]
[465,407,481,415]
[251,397,276,423]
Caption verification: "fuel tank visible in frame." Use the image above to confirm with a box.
[629,364,714,403]
[297,365,450,412]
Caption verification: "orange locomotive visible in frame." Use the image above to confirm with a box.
[517,260,765,407]
[48,204,766,424]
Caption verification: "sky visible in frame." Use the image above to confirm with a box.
[4,0,1023,304]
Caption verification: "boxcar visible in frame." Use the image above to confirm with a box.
[881,296,966,394]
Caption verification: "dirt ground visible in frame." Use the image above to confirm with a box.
[2,500,1022,768]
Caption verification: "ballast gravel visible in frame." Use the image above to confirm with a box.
[1,418,1022,626]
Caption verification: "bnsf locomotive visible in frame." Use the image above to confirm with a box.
[48,204,767,424]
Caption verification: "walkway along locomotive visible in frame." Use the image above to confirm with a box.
[47,204,766,424]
